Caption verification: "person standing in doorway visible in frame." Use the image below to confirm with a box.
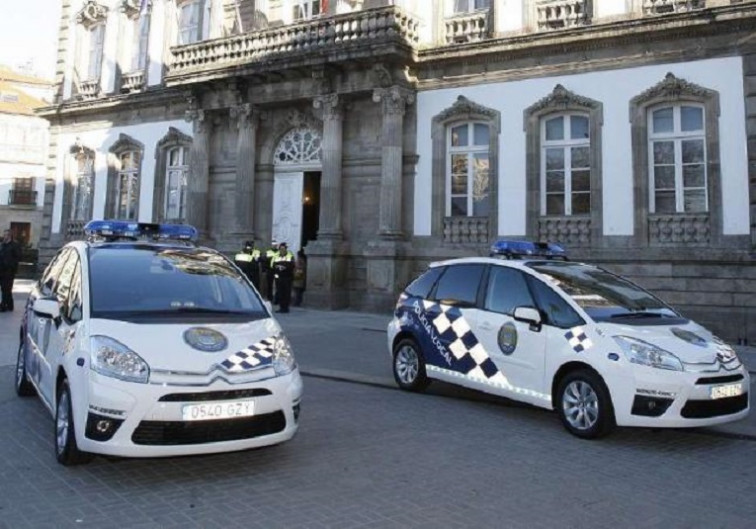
[292,249,307,307]
[234,240,261,291]
[0,229,22,312]
[272,242,295,313]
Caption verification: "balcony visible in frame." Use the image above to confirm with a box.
[643,0,705,15]
[8,190,37,206]
[121,70,146,92]
[443,216,489,245]
[78,79,101,100]
[536,0,591,30]
[65,220,87,242]
[445,10,491,44]
[166,6,419,84]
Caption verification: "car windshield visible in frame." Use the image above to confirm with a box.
[526,261,679,322]
[88,245,267,321]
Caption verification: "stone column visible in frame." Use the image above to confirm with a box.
[185,105,211,237]
[373,86,414,240]
[313,94,345,240]
[230,103,259,241]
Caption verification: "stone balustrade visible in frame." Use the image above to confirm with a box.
[643,0,705,15]
[536,0,591,30]
[648,213,710,245]
[443,216,489,244]
[538,216,591,247]
[78,79,101,100]
[169,6,419,76]
[121,70,146,92]
[445,10,490,44]
[65,220,87,241]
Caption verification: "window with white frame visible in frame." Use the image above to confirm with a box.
[86,23,106,80]
[447,122,490,217]
[130,12,150,71]
[648,104,707,214]
[453,0,490,13]
[178,0,202,44]
[540,114,590,216]
[293,0,322,21]
[116,151,140,220]
[164,146,188,221]
[71,153,94,221]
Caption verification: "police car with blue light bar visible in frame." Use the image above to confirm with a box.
[387,240,749,438]
[15,220,302,464]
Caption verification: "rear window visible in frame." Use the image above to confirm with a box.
[404,266,443,299]
[433,264,485,306]
[88,245,267,321]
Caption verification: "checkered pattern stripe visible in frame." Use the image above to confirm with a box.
[220,338,276,372]
[565,326,593,353]
[423,301,507,383]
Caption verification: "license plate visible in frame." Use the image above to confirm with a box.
[710,383,743,400]
[182,400,255,421]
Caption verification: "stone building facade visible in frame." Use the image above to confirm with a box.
[39,0,756,342]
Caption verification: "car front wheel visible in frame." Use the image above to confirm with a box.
[15,339,35,397]
[556,369,616,439]
[55,380,92,465]
[392,338,430,392]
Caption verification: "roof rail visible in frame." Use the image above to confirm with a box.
[489,240,568,260]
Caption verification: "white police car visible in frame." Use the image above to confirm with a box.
[387,241,749,438]
[15,221,302,464]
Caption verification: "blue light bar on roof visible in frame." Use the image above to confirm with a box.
[84,220,198,242]
[489,240,566,259]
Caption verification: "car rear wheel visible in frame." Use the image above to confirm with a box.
[55,380,92,465]
[15,340,35,397]
[392,338,430,392]
[556,369,615,439]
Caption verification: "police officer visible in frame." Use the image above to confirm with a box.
[0,229,21,312]
[263,239,278,302]
[272,242,295,313]
[234,240,261,291]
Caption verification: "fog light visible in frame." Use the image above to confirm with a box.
[293,403,301,422]
[96,419,112,433]
[86,412,124,441]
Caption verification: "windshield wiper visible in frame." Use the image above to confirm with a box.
[171,307,250,314]
[609,311,667,319]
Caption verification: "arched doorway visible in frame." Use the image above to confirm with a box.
[272,127,322,254]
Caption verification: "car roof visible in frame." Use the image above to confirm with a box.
[428,256,585,270]
[65,239,215,254]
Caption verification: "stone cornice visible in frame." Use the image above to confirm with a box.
[433,95,498,124]
[109,132,144,154]
[630,72,716,106]
[156,127,192,150]
[526,84,601,116]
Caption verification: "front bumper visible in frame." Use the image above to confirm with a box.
[76,369,303,458]
[610,365,750,428]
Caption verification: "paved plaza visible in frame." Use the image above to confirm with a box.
[0,281,755,528]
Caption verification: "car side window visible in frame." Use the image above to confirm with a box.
[527,275,585,329]
[405,267,444,298]
[39,249,71,297]
[54,250,79,305]
[432,264,485,306]
[484,267,535,316]
[64,258,83,323]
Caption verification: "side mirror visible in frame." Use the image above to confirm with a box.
[513,306,542,331]
[33,297,61,320]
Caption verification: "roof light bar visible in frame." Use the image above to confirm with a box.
[489,240,567,260]
[84,220,198,243]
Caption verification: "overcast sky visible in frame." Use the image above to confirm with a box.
[0,0,61,79]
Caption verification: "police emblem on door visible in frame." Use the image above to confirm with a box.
[498,322,518,355]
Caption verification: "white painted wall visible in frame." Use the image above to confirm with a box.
[497,0,525,34]
[595,0,629,18]
[414,56,749,237]
[51,119,194,234]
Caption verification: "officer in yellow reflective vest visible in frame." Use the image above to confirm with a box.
[262,239,278,301]
[271,242,295,313]
[234,240,261,291]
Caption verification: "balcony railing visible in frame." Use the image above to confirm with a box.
[536,0,591,30]
[445,10,491,44]
[8,190,37,206]
[168,6,419,78]
[65,220,87,242]
[443,216,489,245]
[121,70,146,92]
[78,79,101,100]
[643,0,705,15]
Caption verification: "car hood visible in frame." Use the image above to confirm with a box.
[88,317,283,372]
[597,320,740,368]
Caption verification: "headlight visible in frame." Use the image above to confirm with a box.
[90,336,150,383]
[613,336,683,371]
[272,335,297,376]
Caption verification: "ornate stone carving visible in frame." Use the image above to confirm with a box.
[536,0,591,31]
[371,63,393,88]
[538,216,591,247]
[443,217,489,244]
[184,96,208,133]
[109,133,144,154]
[230,103,260,130]
[121,0,150,19]
[373,86,415,116]
[526,84,600,116]
[70,139,95,158]
[643,0,705,16]
[156,127,192,150]
[434,95,499,125]
[631,73,715,107]
[76,1,108,27]
[313,94,344,120]
[648,214,710,245]
[121,70,145,92]
[273,128,323,165]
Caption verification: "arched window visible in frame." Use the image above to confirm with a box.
[274,127,322,165]
[107,133,144,220]
[525,85,602,248]
[447,121,490,217]
[630,73,720,246]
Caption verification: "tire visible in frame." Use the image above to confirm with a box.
[392,338,430,392]
[55,380,93,465]
[15,339,35,397]
[556,369,616,439]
